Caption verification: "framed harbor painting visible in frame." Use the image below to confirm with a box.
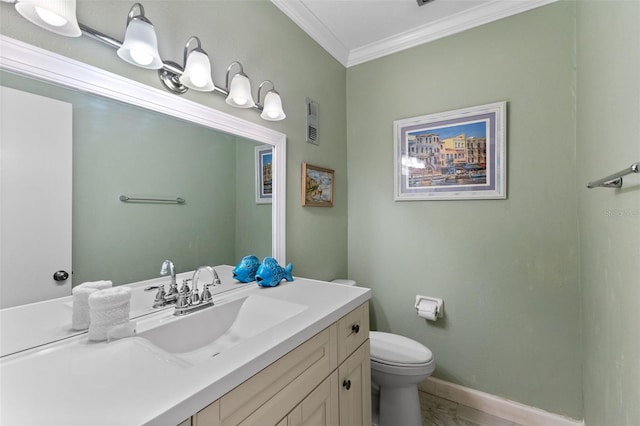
[301,162,334,207]
[255,145,273,204]
[394,101,507,201]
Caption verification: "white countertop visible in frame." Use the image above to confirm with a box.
[0,266,371,426]
[0,268,262,358]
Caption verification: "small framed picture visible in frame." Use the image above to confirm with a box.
[255,145,273,204]
[394,101,507,201]
[301,163,334,207]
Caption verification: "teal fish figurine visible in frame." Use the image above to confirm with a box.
[233,255,261,283]
[255,257,293,287]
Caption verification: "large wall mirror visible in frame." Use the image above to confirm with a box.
[0,35,286,310]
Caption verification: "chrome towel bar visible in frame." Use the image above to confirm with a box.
[119,195,186,204]
[587,162,639,189]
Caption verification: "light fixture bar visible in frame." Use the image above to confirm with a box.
[79,23,121,49]
[77,22,269,113]
[13,2,283,118]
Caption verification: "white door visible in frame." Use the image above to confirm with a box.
[0,86,73,308]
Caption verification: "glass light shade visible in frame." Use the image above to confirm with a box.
[179,50,215,92]
[15,0,81,37]
[116,18,163,69]
[226,74,255,108]
[260,91,286,121]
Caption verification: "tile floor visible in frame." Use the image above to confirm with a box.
[419,391,524,426]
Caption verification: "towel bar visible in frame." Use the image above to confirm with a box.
[587,162,639,189]
[119,195,186,204]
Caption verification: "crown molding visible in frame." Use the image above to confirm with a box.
[271,0,350,66]
[272,0,558,68]
[348,0,558,67]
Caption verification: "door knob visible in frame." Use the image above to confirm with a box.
[53,270,69,281]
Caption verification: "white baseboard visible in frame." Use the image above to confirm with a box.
[419,377,584,426]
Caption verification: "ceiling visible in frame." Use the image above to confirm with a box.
[272,0,557,67]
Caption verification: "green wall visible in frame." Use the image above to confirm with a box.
[0,0,349,281]
[577,1,640,425]
[347,2,582,418]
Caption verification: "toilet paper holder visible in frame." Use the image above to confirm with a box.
[415,295,444,319]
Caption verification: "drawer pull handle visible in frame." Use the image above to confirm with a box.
[351,324,360,334]
[342,379,352,390]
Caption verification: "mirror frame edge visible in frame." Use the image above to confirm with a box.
[0,34,287,265]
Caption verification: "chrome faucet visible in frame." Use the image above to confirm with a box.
[145,259,180,308]
[174,266,221,316]
[161,259,177,287]
[160,259,179,303]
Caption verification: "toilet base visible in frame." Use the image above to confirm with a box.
[378,383,422,426]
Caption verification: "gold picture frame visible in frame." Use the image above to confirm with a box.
[301,163,334,207]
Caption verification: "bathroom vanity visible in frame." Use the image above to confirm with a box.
[193,300,371,426]
[0,266,371,426]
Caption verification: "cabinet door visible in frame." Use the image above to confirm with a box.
[194,400,220,426]
[338,341,371,426]
[288,371,339,426]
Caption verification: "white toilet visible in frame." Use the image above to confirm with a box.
[331,280,436,426]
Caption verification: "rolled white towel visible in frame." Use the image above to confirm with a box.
[71,280,113,331]
[75,280,113,291]
[88,287,131,342]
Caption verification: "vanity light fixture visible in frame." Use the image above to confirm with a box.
[116,3,163,69]
[9,1,285,121]
[14,0,81,37]
[258,81,286,121]
[225,62,255,108]
[179,36,215,92]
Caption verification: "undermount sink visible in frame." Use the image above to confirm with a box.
[136,294,307,365]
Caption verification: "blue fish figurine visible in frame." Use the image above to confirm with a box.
[255,257,294,287]
[232,255,261,283]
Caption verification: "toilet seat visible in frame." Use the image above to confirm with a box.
[370,331,433,365]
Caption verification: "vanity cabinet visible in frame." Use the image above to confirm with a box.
[193,303,370,426]
[284,371,339,426]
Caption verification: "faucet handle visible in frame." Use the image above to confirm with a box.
[180,279,191,294]
[144,285,166,308]
[200,283,214,304]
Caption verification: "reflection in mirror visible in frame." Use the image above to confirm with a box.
[0,36,286,356]
[1,69,274,308]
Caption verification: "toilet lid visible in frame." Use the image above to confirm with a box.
[370,331,433,365]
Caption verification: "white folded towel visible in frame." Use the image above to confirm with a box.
[107,321,137,342]
[75,280,113,292]
[71,280,113,330]
[88,287,131,342]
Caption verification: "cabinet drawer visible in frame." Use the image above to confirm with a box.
[337,303,369,364]
[218,324,338,426]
